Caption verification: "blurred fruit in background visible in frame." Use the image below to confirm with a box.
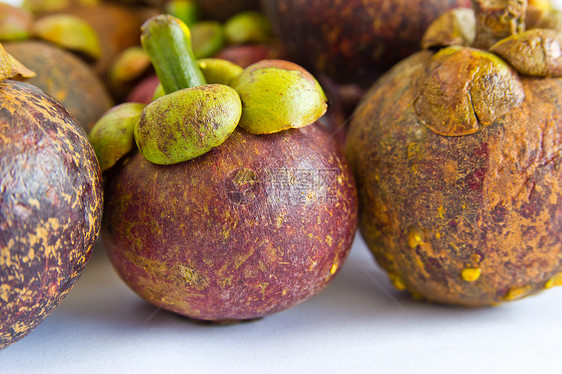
[261,0,473,88]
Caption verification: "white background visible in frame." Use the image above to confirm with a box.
[2,0,562,372]
[2,235,562,373]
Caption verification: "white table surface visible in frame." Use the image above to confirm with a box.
[1,234,562,374]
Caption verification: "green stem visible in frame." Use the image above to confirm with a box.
[140,14,206,95]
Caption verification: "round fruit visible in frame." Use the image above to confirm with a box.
[345,0,562,306]
[0,79,103,349]
[103,125,357,321]
[261,0,471,87]
[195,0,260,22]
[57,3,146,78]
[4,40,113,131]
[213,42,287,68]
[98,14,355,322]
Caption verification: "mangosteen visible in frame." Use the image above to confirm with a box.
[0,49,103,349]
[97,15,357,321]
[194,0,260,22]
[125,74,160,104]
[42,2,147,79]
[261,0,471,87]
[109,46,154,102]
[4,40,113,132]
[213,42,287,68]
[345,0,562,306]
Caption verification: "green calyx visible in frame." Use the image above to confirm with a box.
[108,15,329,167]
[164,0,200,27]
[110,47,152,87]
[224,11,273,45]
[23,0,99,14]
[151,58,244,100]
[32,14,101,60]
[137,14,242,165]
[230,59,328,134]
[0,3,33,41]
[135,84,241,165]
[197,58,243,85]
[89,103,145,172]
[190,21,225,59]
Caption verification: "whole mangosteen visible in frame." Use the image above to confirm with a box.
[0,47,103,348]
[96,15,357,321]
[345,0,562,306]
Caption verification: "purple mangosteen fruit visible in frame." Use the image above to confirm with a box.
[0,47,103,348]
[94,15,358,321]
[261,0,472,87]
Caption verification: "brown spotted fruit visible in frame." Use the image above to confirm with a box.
[99,15,357,321]
[261,0,471,87]
[39,2,147,79]
[345,0,562,306]
[0,6,113,131]
[0,47,103,349]
[4,40,113,132]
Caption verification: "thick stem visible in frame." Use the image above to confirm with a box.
[472,0,527,49]
[141,15,206,95]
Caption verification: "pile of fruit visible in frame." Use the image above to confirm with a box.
[1,0,560,350]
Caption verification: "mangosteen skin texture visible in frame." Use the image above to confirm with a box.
[0,80,103,349]
[345,51,562,306]
[103,125,357,321]
[261,0,471,87]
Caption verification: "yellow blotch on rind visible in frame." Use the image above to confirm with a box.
[407,227,424,249]
[388,272,406,291]
[461,267,482,282]
[545,273,562,289]
[504,285,532,301]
